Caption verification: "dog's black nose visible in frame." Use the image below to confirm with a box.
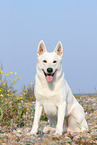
[47,68,53,73]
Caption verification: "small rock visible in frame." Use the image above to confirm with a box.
[16,128,22,133]
[9,135,18,141]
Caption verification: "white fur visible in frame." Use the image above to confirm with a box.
[28,40,88,135]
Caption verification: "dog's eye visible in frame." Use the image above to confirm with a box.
[53,60,57,63]
[43,60,47,63]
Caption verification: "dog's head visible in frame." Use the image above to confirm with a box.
[37,40,63,82]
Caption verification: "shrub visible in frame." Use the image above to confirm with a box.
[0,64,27,127]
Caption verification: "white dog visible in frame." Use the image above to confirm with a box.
[29,40,88,135]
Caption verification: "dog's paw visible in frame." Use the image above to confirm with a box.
[27,130,37,136]
[54,128,62,136]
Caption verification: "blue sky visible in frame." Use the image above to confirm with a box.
[0,0,97,93]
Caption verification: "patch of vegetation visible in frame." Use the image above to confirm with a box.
[0,63,36,127]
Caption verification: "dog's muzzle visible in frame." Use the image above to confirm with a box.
[42,68,57,82]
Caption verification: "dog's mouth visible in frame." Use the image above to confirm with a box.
[42,69,57,82]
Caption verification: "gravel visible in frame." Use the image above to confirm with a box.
[0,95,97,145]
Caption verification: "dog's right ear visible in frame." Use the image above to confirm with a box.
[54,41,63,58]
[37,40,47,57]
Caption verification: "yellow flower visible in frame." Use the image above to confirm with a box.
[14,79,17,82]
[10,72,13,74]
[19,103,21,105]
[2,100,3,103]
[23,92,26,95]
[13,81,15,84]
[17,77,21,80]
[0,94,4,97]
[14,72,17,75]
[0,90,1,92]
[7,90,9,93]
[5,74,9,77]
[5,102,7,104]
[9,78,11,80]
[0,70,3,74]
[21,100,23,103]
[30,82,33,85]
[1,79,4,84]
[7,94,10,96]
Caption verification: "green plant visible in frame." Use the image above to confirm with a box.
[0,64,27,127]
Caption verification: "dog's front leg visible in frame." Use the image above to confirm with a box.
[29,100,43,135]
[55,102,66,135]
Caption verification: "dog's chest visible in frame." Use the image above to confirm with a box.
[43,100,57,116]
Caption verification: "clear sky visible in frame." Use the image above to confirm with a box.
[0,0,97,94]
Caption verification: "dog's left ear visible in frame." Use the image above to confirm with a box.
[54,41,63,58]
[37,40,47,57]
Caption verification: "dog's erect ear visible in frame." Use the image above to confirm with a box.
[37,40,47,57]
[54,41,63,58]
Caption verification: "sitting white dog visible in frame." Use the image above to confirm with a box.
[29,40,88,135]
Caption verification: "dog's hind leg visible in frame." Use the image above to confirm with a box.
[67,108,88,132]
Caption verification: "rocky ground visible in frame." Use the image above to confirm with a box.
[0,95,97,145]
